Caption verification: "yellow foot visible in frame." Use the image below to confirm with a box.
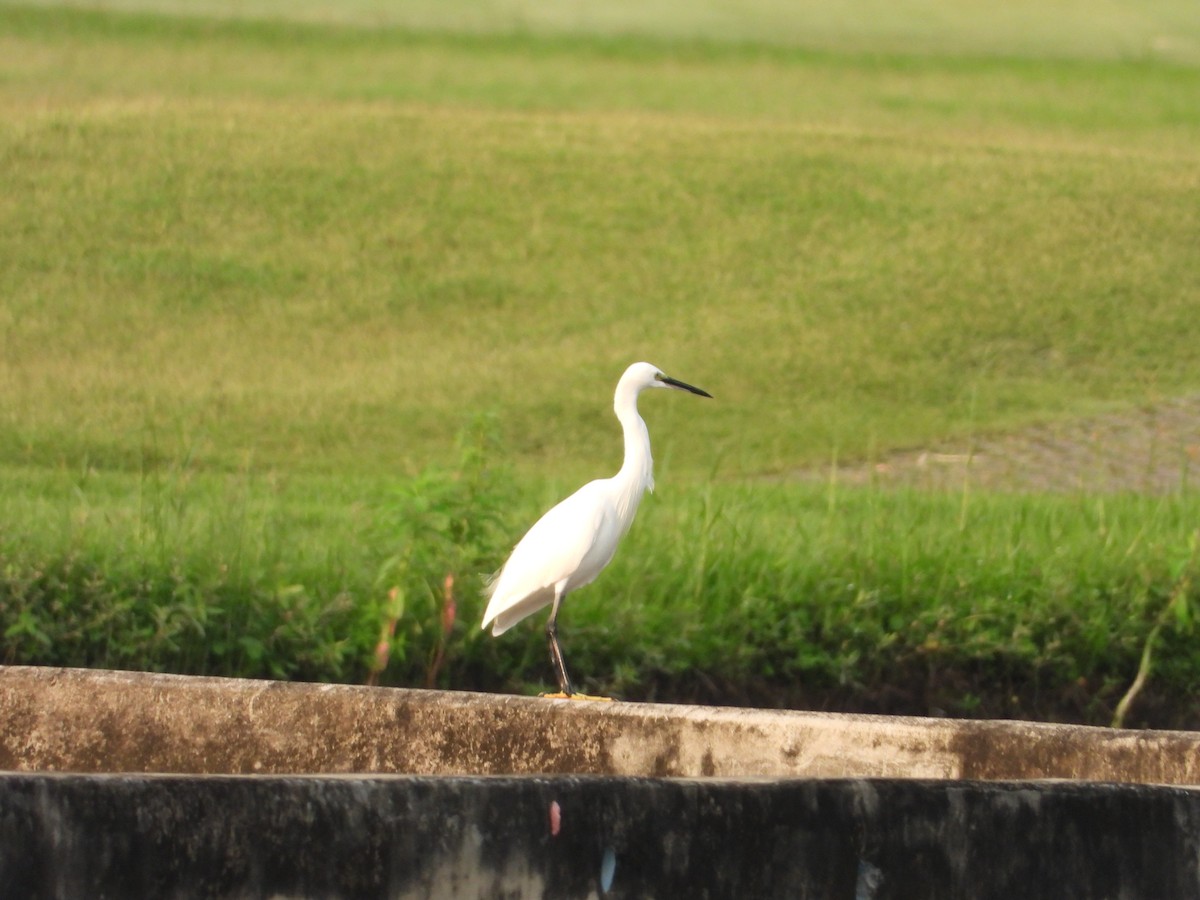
[538,691,615,702]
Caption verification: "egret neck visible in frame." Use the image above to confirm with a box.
[612,369,656,534]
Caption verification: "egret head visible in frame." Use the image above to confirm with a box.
[615,362,711,415]
[620,362,712,396]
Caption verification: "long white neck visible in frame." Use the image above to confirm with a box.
[612,376,655,528]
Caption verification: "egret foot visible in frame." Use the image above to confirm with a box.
[539,691,615,702]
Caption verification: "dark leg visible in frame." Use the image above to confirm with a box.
[545,591,573,696]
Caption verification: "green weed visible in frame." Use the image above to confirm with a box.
[9,440,1199,727]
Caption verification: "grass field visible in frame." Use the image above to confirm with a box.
[2,1,1199,725]
[15,0,1200,64]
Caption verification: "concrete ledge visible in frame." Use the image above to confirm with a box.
[2,773,1199,898]
[2,666,1198,783]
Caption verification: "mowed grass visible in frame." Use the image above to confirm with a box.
[15,0,1200,64]
[4,7,1199,479]
[2,3,1199,724]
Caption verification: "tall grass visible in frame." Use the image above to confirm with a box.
[0,461,376,678]
[3,427,1198,725]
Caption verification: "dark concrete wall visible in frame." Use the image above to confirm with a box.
[4,667,1200,898]
[2,774,1198,900]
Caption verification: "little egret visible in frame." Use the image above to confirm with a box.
[481,361,712,698]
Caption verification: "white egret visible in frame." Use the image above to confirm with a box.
[481,361,712,698]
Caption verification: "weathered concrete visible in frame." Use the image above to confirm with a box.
[2,773,1199,899]
[4,667,1200,898]
[2,665,1198,783]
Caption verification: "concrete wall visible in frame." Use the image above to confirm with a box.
[4,667,1200,898]
[2,773,1199,899]
[2,666,1198,783]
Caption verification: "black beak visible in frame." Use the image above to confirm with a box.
[662,375,712,398]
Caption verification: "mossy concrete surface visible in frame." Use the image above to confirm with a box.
[1,666,1198,783]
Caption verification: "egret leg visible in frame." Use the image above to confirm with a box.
[540,594,614,701]
[545,591,574,697]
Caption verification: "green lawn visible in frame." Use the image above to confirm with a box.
[13,0,1200,63]
[1,1,1198,725]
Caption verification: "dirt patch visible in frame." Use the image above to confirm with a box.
[801,395,1200,493]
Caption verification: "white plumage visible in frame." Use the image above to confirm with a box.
[481,361,711,697]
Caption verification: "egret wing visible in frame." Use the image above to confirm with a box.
[481,481,613,635]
